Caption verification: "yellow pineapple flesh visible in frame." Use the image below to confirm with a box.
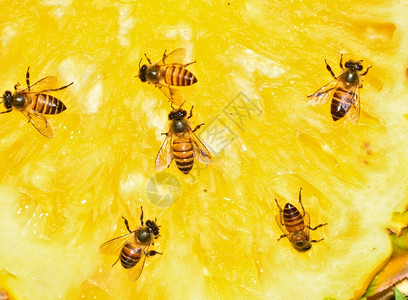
[0,0,407,299]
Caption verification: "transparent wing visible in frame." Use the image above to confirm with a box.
[22,76,59,93]
[20,110,54,138]
[275,211,289,236]
[99,232,135,256]
[156,83,184,107]
[155,132,174,172]
[308,78,340,106]
[345,86,360,124]
[188,127,211,164]
[127,244,150,281]
[304,211,311,237]
[156,48,186,66]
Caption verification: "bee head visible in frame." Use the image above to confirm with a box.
[168,109,187,120]
[2,91,12,109]
[345,60,363,72]
[146,219,160,237]
[139,64,148,82]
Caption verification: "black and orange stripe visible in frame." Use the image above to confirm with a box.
[330,87,354,121]
[172,138,194,174]
[164,66,197,86]
[120,243,142,269]
[282,203,305,233]
[31,94,66,115]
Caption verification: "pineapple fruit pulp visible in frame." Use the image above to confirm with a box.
[0,0,407,299]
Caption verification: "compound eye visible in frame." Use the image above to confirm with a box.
[358,65,363,71]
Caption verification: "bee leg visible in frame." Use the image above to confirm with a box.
[298,187,306,217]
[0,109,12,114]
[310,238,324,243]
[183,60,196,68]
[361,65,372,76]
[162,49,168,63]
[140,206,144,226]
[111,256,120,267]
[325,59,337,79]
[26,67,31,90]
[277,234,287,241]
[192,123,204,132]
[144,53,152,65]
[187,106,195,119]
[122,216,132,233]
[274,199,283,211]
[309,223,328,231]
[40,82,74,93]
[146,250,162,257]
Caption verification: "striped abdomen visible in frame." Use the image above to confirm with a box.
[120,243,143,269]
[164,66,197,86]
[330,87,354,121]
[172,137,194,174]
[283,203,305,233]
[30,94,66,115]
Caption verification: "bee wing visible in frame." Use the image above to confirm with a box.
[127,244,151,281]
[156,83,184,107]
[304,211,311,237]
[308,78,339,106]
[155,132,174,172]
[275,211,289,236]
[99,232,135,256]
[188,126,212,164]
[156,48,186,66]
[345,86,360,124]
[20,110,55,138]
[22,76,59,93]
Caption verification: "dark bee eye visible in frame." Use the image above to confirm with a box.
[345,62,350,68]
[358,65,363,71]
[139,65,148,82]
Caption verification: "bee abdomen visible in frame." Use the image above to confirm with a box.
[283,204,305,233]
[173,139,194,174]
[120,244,142,269]
[164,66,197,86]
[33,94,66,115]
[331,87,353,121]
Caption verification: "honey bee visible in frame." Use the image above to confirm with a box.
[138,48,197,106]
[100,206,161,281]
[275,188,327,252]
[0,67,73,138]
[308,55,372,123]
[155,106,211,175]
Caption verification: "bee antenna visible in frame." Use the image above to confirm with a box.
[138,57,143,69]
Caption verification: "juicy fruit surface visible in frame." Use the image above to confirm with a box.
[0,0,407,299]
